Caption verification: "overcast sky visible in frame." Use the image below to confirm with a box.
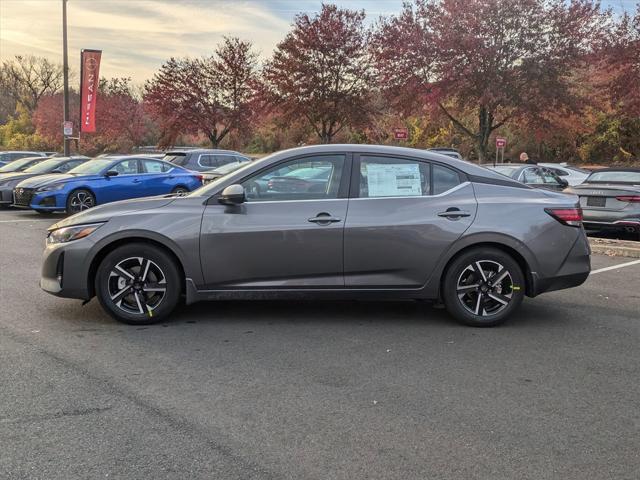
[0,0,636,83]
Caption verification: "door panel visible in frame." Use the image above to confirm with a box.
[344,154,477,287]
[200,200,347,288]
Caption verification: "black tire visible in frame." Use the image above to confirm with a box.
[442,247,525,327]
[34,209,50,214]
[66,189,96,214]
[171,186,189,196]
[95,243,181,325]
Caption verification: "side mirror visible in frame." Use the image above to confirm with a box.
[219,184,245,205]
[50,169,62,174]
[105,170,119,177]
[558,178,569,188]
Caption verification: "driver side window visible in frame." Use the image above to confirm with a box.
[113,159,139,175]
[241,155,345,202]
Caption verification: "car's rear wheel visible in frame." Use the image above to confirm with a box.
[171,186,189,196]
[95,243,181,325]
[66,189,95,214]
[442,248,525,327]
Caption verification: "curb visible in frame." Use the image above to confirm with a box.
[589,238,640,258]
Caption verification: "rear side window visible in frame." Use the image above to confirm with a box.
[432,164,462,194]
[215,155,236,166]
[199,155,215,167]
[142,159,171,173]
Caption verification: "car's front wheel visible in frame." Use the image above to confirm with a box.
[442,248,525,327]
[95,243,181,324]
[66,189,95,214]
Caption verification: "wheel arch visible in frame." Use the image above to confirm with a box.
[86,234,186,298]
[428,233,539,299]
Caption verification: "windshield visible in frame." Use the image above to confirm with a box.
[68,159,112,175]
[189,155,265,196]
[486,165,521,178]
[283,166,331,180]
[0,157,43,172]
[586,171,640,184]
[212,161,248,175]
[24,159,65,173]
[163,153,188,166]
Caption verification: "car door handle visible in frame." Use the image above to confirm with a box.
[132,179,142,184]
[308,213,341,224]
[437,208,471,219]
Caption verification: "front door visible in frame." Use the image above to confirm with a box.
[344,154,477,287]
[199,154,350,289]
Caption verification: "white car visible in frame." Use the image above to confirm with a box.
[538,163,590,186]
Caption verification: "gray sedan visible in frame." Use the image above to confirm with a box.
[40,145,590,327]
[565,168,640,236]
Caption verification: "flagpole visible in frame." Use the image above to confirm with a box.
[62,0,70,156]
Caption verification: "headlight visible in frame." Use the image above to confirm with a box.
[47,223,104,244]
[37,183,65,192]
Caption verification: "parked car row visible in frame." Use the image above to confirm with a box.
[0,150,56,167]
[0,155,204,213]
[486,163,640,237]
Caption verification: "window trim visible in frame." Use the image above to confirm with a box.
[350,153,466,199]
[206,152,352,204]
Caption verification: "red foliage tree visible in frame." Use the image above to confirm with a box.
[263,4,375,144]
[600,5,640,116]
[372,0,608,162]
[144,37,258,148]
[33,78,150,155]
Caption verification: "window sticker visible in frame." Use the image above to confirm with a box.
[365,163,422,197]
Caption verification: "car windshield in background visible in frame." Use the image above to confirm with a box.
[23,159,64,173]
[586,171,640,184]
[566,166,590,174]
[68,159,112,175]
[163,153,188,166]
[283,166,331,180]
[487,165,521,177]
[0,157,41,172]
[213,161,248,175]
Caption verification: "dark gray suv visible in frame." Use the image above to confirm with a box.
[162,149,250,172]
[41,145,590,327]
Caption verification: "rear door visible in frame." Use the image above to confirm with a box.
[140,159,175,196]
[344,154,477,287]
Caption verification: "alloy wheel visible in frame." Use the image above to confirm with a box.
[456,260,514,317]
[107,257,167,315]
[69,191,94,212]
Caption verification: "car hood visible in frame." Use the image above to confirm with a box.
[50,195,179,230]
[0,171,37,186]
[16,173,102,188]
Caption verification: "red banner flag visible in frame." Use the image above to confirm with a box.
[80,49,102,133]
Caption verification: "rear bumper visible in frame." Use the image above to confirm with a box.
[583,219,640,233]
[530,231,591,296]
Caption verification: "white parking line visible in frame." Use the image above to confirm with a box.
[0,219,54,223]
[591,259,640,275]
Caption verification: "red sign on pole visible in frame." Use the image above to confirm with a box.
[80,49,102,133]
[393,127,409,140]
[496,137,507,148]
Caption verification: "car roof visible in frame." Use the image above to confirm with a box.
[163,149,246,155]
[260,145,524,186]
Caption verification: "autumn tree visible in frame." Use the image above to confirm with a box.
[0,55,64,114]
[263,4,374,144]
[372,0,607,162]
[144,37,258,148]
[601,5,640,116]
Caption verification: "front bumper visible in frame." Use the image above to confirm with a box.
[41,237,94,300]
[0,187,13,204]
[530,230,591,296]
[17,190,67,211]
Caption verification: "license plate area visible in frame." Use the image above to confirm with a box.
[587,196,606,207]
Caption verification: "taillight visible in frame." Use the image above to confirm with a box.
[615,195,640,203]
[196,175,203,183]
[545,207,583,227]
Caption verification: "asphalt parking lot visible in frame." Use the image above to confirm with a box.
[1,208,639,480]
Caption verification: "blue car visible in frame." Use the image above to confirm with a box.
[13,155,202,214]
